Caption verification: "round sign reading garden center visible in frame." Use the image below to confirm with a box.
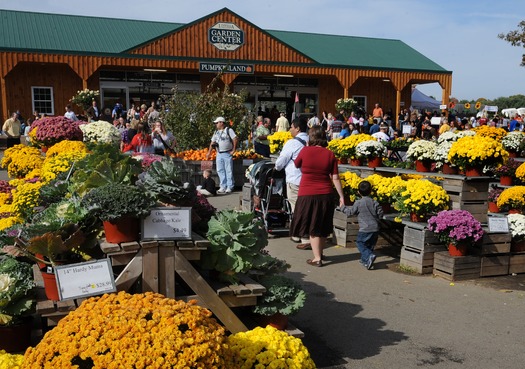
[208,22,244,51]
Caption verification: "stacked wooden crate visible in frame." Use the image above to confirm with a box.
[400,222,446,274]
[441,177,490,224]
[332,209,403,248]
[471,232,512,277]
[433,252,481,281]
[510,246,525,274]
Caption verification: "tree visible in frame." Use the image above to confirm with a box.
[161,75,253,150]
[498,21,525,66]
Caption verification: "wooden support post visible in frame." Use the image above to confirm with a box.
[174,249,247,333]
[159,241,175,298]
[142,241,159,293]
[114,249,143,291]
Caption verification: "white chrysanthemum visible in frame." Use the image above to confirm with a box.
[80,120,121,145]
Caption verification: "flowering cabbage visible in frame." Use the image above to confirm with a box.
[427,209,484,246]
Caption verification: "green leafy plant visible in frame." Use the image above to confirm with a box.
[81,184,156,222]
[201,210,281,283]
[0,255,36,326]
[137,158,193,205]
[252,275,306,316]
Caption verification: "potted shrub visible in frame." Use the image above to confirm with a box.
[0,254,36,352]
[496,186,525,214]
[488,185,503,213]
[356,140,387,168]
[252,274,306,330]
[495,159,521,186]
[81,184,157,243]
[427,210,484,256]
[507,213,525,252]
[406,140,438,172]
[393,179,449,222]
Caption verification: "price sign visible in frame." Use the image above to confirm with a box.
[55,259,116,301]
[402,124,412,134]
[142,207,192,240]
[488,217,509,233]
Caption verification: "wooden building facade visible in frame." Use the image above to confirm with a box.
[0,8,452,125]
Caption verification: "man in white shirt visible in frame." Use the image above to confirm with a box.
[372,123,390,142]
[64,104,78,121]
[307,112,320,128]
[275,117,309,245]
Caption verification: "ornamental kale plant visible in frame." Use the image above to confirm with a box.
[427,210,484,246]
[30,116,83,148]
[0,255,36,326]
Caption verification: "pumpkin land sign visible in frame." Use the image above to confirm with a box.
[208,22,244,51]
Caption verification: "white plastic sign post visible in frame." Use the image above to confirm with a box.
[55,259,116,301]
[488,217,509,233]
[402,124,412,134]
[141,207,192,240]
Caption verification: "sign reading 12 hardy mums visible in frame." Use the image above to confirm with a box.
[208,22,244,51]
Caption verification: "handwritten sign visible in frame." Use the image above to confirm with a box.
[488,217,509,233]
[55,259,116,301]
[402,124,412,134]
[142,207,192,240]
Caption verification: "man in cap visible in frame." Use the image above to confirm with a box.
[206,117,238,194]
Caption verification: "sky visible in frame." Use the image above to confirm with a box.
[1,0,524,102]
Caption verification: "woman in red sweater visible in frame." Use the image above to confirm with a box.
[121,122,153,154]
[290,125,345,267]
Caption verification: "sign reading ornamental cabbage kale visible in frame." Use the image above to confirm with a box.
[208,22,244,51]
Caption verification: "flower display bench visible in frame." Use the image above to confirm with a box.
[400,222,446,274]
[332,209,404,248]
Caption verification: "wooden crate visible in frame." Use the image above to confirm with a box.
[509,254,525,274]
[450,201,488,223]
[441,178,490,193]
[471,232,512,255]
[433,251,481,281]
[242,183,253,201]
[403,225,445,252]
[480,254,510,277]
[400,246,435,274]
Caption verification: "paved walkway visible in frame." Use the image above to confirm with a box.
[207,191,525,369]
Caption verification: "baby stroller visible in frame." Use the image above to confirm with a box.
[248,160,292,235]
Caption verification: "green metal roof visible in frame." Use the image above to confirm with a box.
[267,30,447,72]
[0,8,448,73]
[0,9,182,53]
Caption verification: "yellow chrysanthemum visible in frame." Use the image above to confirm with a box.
[448,135,508,169]
[0,144,43,179]
[472,125,507,142]
[394,179,449,216]
[339,171,363,202]
[496,186,525,211]
[10,181,43,218]
[267,131,293,154]
[40,151,88,183]
[516,162,525,182]
[328,134,373,159]
[45,140,88,159]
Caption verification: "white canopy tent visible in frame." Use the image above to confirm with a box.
[410,88,441,111]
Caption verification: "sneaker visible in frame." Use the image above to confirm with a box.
[225,188,233,193]
[359,260,367,268]
[217,188,226,194]
[366,254,377,270]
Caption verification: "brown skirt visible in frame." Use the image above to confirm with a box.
[290,194,335,238]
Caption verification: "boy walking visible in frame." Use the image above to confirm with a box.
[339,181,384,270]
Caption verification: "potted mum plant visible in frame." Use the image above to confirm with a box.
[79,120,122,145]
[70,89,100,112]
[501,131,525,158]
[488,185,503,213]
[0,254,36,352]
[434,141,457,174]
[495,159,521,186]
[406,140,438,172]
[496,186,525,214]
[356,140,387,168]
[507,213,525,252]
[29,116,84,150]
[81,184,157,243]
[252,274,306,330]
[427,210,484,256]
[393,179,449,222]
[448,135,508,176]
[267,131,292,154]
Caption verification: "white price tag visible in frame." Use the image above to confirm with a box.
[142,207,192,240]
[488,217,509,233]
[55,259,116,301]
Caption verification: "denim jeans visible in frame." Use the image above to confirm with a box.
[356,231,379,264]
[216,152,233,190]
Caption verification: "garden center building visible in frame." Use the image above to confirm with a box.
[0,8,452,125]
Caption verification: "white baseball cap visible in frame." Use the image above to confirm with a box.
[213,116,225,123]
